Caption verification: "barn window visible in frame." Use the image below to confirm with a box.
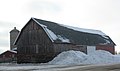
[36,44,39,53]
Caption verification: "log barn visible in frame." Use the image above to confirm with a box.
[14,18,116,63]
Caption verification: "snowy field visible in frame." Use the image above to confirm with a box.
[0,63,120,71]
[0,50,120,71]
[0,63,69,71]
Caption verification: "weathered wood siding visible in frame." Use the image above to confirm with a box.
[53,43,87,55]
[96,45,115,54]
[17,19,54,63]
[0,51,17,63]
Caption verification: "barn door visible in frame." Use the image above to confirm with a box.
[87,46,96,54]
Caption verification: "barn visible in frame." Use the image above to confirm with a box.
[14,17,116,63]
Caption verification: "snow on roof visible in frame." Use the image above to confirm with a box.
[34,18,111,44]
[7,50,17,53]
[61,24,106,36]
[46,28,58,40]
[14,18,114,45]
[46,28,70,43]
[57,35,70,43]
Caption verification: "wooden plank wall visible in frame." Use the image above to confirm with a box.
[53,43,87,55]
[17,20,54,63]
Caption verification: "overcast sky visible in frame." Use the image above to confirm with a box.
[0,0,120,53]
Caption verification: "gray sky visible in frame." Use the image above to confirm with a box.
[0,0,120,53]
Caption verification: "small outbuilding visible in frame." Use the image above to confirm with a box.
[0,50,17,63]
[14,18,116,63]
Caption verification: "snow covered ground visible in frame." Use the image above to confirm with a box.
[0,50,120,71]
[0,63,68,71]
[49,50,120,65]
[0,62,120,71]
